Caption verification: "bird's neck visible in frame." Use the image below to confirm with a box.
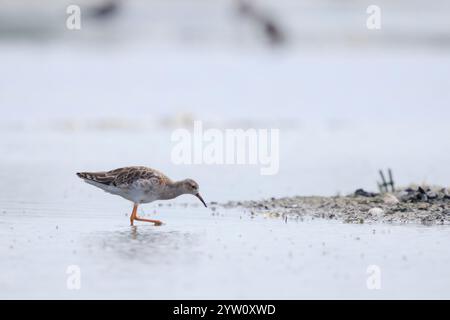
[160,181,184,200]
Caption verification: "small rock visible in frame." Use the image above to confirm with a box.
[427,191,438,199]
[354,189,377,197]
[267,212,280,218]
[398,190,412,202]
[383,193,400,205]
[441,188,449,198]
[368,207,384,217]
[418,203,430,210]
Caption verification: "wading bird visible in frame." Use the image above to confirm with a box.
[77,166,207,226]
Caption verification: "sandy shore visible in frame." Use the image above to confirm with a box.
[223,187,450,225]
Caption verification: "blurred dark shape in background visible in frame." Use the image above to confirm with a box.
[236,0,285,47]
[1,0,450,49]
[90,0,120,20]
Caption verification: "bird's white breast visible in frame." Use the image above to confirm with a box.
[118,179,162,204]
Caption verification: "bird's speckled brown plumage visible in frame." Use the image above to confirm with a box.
[76,166,207,226]
[77,166,171,188]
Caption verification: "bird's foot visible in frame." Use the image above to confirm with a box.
[153,220,163,227]
[134,216,163,226]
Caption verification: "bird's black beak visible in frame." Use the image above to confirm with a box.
[196,193,207,207]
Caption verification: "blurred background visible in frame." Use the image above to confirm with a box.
[1,0,450,201]
[2,0,450,300]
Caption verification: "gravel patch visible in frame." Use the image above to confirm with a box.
[223,186,450,225]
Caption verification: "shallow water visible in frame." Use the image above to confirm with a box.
[2,203,450,299]
[1,123,450,298]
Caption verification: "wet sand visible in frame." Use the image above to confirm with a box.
[223,190,450,225]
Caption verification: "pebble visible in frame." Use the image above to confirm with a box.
[354,189,377,197]
[368,207,384,216]
[383,193,400,205]
[417,203,430,210]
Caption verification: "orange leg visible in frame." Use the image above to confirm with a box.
[130,204,138,226]
[130,204,163,226]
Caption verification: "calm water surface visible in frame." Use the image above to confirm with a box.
[1,131,450,299]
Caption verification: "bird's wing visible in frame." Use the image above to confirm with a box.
[109,166,169,187]
[77,166,169,188]
[109,167,145,187]
[76,171,116,185]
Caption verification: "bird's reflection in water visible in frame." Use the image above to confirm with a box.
[130,226,138,240]
[87,226,200,265]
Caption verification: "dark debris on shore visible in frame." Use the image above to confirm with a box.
[223,186,450,225]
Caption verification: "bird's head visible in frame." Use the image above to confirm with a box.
[179,179,207,207]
